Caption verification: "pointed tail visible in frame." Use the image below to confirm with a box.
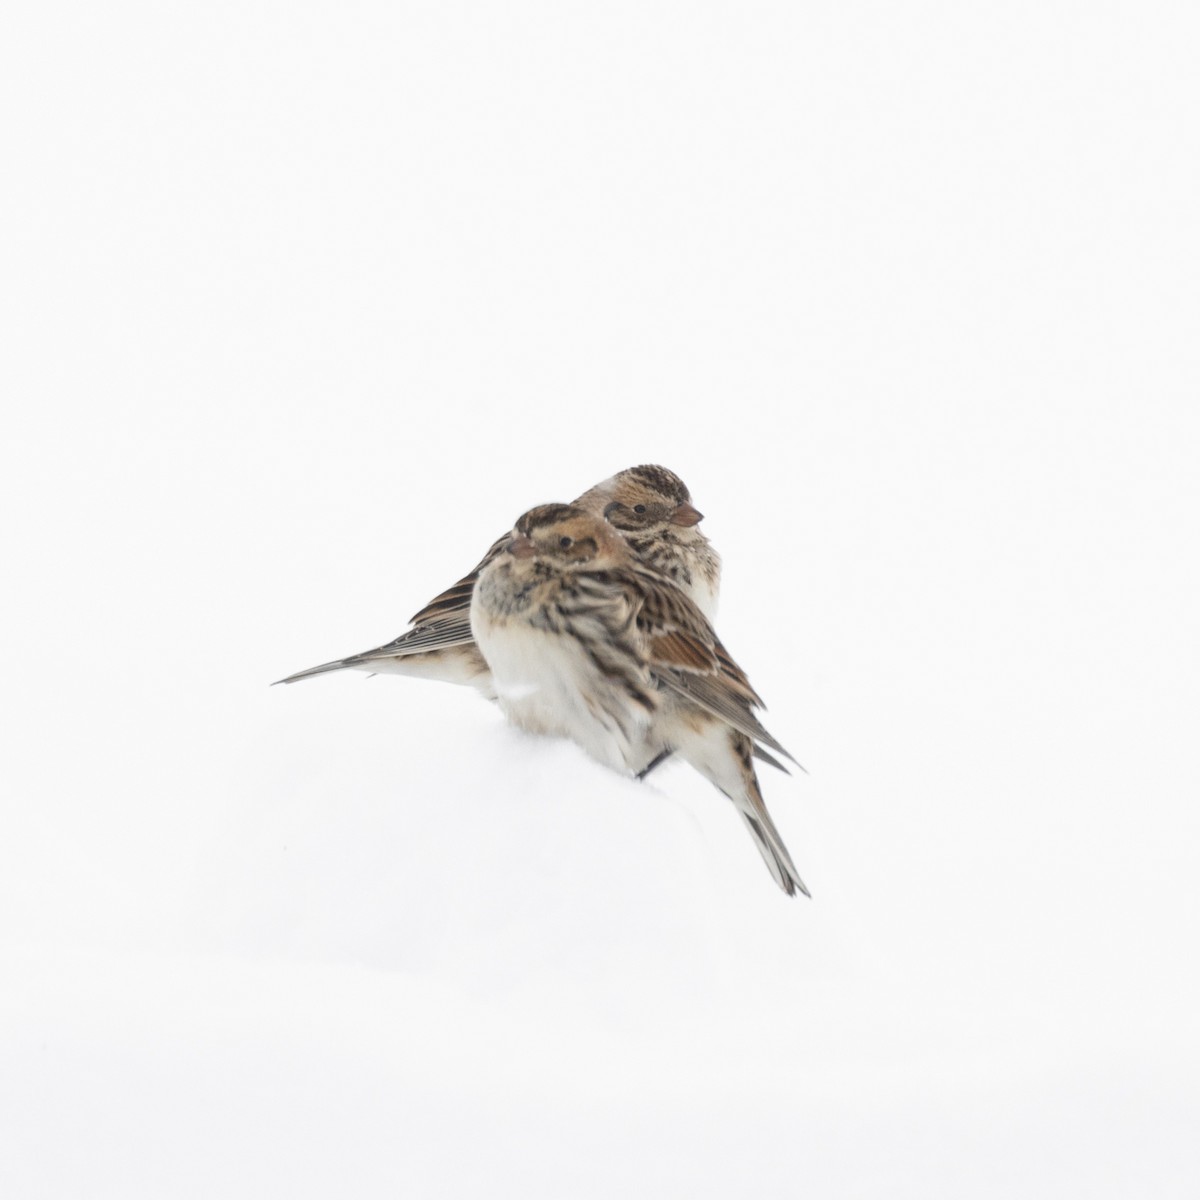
[737,786,810,898]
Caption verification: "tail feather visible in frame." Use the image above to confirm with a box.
[274,614,481,687]
[671,723,809,898]
[739,796,810,898]
[273,657,357,685]
[752,744,790,775]
[274,642,494,694]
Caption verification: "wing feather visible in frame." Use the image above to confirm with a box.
[619,564,799,766]
[407,535,508,625]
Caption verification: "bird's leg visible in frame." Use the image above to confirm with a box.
[636,748,675,781]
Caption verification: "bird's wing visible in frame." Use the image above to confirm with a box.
[273,615,477,685]
[359,615,476,657]
[275,534,506,686]
[657,672,797,766]
[407,534,509,625]
[626,565,799,766]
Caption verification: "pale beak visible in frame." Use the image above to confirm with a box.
[669,502,704,527]
[508,534,537,558]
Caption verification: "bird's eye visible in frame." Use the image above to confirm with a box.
[633,504,647,514]
[559,536,573,548]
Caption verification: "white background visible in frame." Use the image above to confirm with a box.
[3,2,1198,1195]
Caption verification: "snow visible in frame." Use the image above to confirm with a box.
[3,2,1200,1195]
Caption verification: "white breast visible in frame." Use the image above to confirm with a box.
[689,574,719,621]
[473,614,651,773]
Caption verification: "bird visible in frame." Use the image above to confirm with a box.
[274,465,720,693]
[470,502,808,897]
[575,464,720,618]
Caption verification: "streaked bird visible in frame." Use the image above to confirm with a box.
[275,465,719,693]
[470,503,808,897]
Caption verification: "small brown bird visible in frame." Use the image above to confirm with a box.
[470,503,808,897]
[275,465,720,693]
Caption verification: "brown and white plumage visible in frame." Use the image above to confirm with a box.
[275,465,719,691]
[470,504,808,898]
[574,464,721,618]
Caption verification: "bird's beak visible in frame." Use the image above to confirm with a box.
[507,534,537,558]
[670,502,704,527]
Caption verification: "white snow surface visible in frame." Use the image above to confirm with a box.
[3,3,1200,1196]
